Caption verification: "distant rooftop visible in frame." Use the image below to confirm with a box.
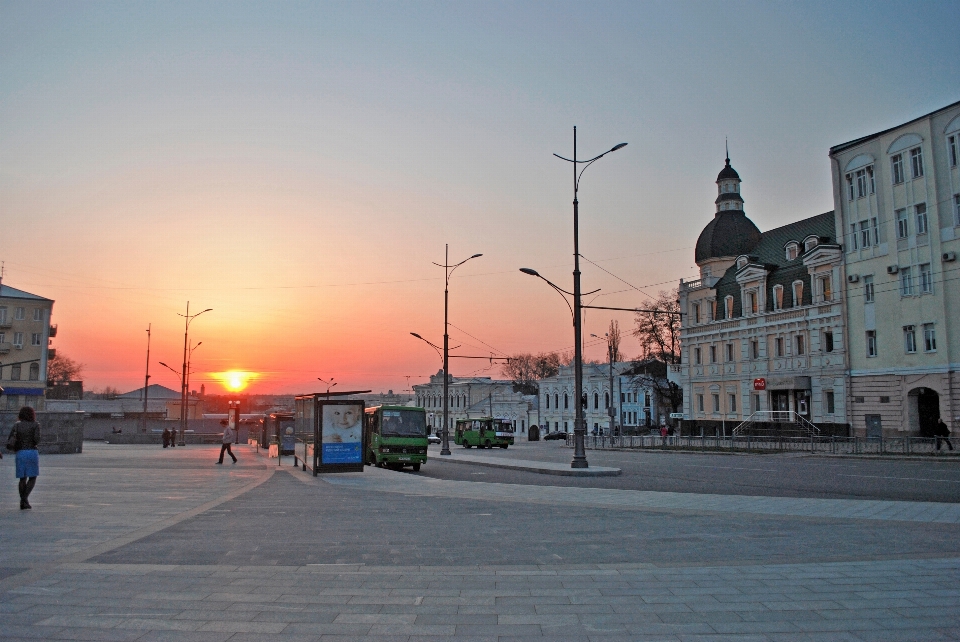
[0,284,53,302]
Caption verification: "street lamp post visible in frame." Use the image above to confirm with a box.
[177,302,212,446]
[158,360,183,441]
[433,246,482,456]
[317,378,337,399]
[535,128,626,468]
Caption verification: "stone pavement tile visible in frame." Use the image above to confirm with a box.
[367,624,458,635]
[27,628,144,641]
[455,604,534,615]
[764,633,863,642]
[425,596,495,606]
[0,624,65,639]
[278,594,351,605]
[172,609,262,622]
[115,618,208,632]
[34,614,127,629]
[498,613,580,625]
[655,612,744,624]
[835,598,921,609]
[228,635,319,642]
[201,592,278,603]
[495,595,570,605]
[413,614,497,624]
[611,603,695,614]
[675,636,770,642]
[454,624,543,636]
[709,620,804,634]
[535,603,614,614]
[689,600,772,613]
[377,604,458,615]
[282,622,374,635]
[870,616,960,630]
[848,630,955,641]
[761,600,843,611]
[624,622,716,635]
[195,620,288,633]
[792,618,884,632]
[406,637,497,642]
[134,632,234,642]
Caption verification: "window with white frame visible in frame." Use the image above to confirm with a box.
[32,309,42,322]
[746,290,758,314]
[694,347,702,365]
[31,333,41,346]
[725,343,734,362]
[725,296,734,318]
[859,219,877,248]
[817,274,832,302]
[846,174,854,201]
[910,147,924,178]
[891,153,904,184]
[786,243,798,260]
[904,325,917,353]
[824,331,834,353]
[805,238,818,253]
[710,345,717,363]
[772,285,784,310]
[955,194,960,227]
[792,281,803,307]
[751,339,759,359]
[0,307,6,324]
[693,302,701,324]
[920,263,932,293]
[13,332,23,347]
[950,134,959,167]
[864,275,875,303]
[729,394,737,413]
[855,169,869,198]
[712,394,720,412]
[867,165,875,193]
[796,334,805,355]
[14,307,24,320]
[826,390,835,414]
[737,257,747,269]
[896,208,909,238]
[866,330,878,357]
[923,323,936,352]
[915,203,928,235]
[900,267,914,296]
[697,394,704,413]
[849,223,859,250]
[28,363,39,381]
[775,337,784,357]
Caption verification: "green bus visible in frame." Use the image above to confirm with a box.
[454,417,515,449]
[364,405,428,471]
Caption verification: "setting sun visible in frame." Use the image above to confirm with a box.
[212,371,257,392]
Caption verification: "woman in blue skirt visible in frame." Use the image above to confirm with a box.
[10,406,41,510]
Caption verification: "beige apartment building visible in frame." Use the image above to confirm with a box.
[677,156,848,434]
[0,284,56,411]
[829,101,960,438]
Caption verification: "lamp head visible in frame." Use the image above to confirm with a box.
[519,268,539,277]
[470,253,483,259]
[611,143,628,152]
[410,332,423,339]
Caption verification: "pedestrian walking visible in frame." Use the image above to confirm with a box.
[217,420,237,464]
[161,427,171,448]
[935,418,954,452]
[6,407,41,510]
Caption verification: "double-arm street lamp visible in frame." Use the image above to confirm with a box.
[411,245,482,456]
[521,128,626,469]
[317,377,337,399]
[177,303,212,446]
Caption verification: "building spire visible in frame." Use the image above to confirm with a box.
[725,138,729,165]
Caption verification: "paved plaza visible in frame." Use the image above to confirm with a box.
[1,442,959,641]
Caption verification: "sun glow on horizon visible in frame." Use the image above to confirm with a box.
[212,371,258,392]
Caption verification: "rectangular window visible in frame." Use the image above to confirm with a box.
[792,281,803,307]
[775,337,784,357]
[915,203,928,235]
[920,263,932,293]
[896,208,908,238]
[712,394,720,413]
[697,395,704,413]
[747,291,758,314]
[751,339,759,359]
[864,275,875,303]
[710,300,717,321]
[31,333,42,346]
[849,223,859,250]
[14,307,24,320]
[955,194,960,227]
[868,165,875,193]
[892,153,904,184]
[904,325,917,353]
[729,394,737,413]
[855,169,867,198]
[796,334,805,355]
[826,391,835,414]
[0,307,6,324]
[32,309,42,322]
[859,220,872,248]
[0,333,5,343]
[818,275,832,301]
[11,364,21,380]
[725,296,734,318]
[866,330,877,357]
[773,286,783,310]
[710,346,717,363]
[900,267,913,296]
[693,302,701,324]
[923,324,937,352]
[753,394,760,412]
[950,135,959,167]
[694,347,702,365]
[871,217,879,246]
[910,147,924,178]
[846,174,854,200]
[726,343,734,362]
[824,331,834,353]
[13,332,23,347]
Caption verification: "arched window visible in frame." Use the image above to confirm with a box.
[785,243,799,261]
[725,295,734,318]
[11,364,21,380]
[772,285,784,311]
[29,363,39,380]
[555,393,559,409]
[594,392,599,409]
[792,280,804,307]
[545,394,549,409]
[564,393,569,409]
[604,392,610,409]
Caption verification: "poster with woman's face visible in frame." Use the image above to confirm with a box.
[320,403,363,464]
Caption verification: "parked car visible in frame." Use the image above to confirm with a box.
[427,433,442,444]
[543,431,567,441]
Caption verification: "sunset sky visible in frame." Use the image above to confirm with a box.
[2,1,958,395]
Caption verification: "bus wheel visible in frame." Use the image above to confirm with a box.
[484,440,491,448]
[413,463,421,471]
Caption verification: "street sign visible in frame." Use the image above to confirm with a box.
[669,413,684,419]
[753,378,766,391]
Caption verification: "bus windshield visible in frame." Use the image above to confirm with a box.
[381,410,427,437]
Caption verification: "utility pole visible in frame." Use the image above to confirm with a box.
[142,324,151,433]
[608,339,615,437]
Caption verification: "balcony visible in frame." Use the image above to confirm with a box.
[0,320,11,329]
[47,348,56,359]
[0,344,10,354]
[49,324,58,338]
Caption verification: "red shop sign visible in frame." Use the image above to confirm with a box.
[753,378,766,391]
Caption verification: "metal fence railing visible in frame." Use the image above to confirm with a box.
[564,433,958,456]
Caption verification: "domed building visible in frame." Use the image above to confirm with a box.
[675,155,847,437]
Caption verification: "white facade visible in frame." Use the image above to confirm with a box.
[412,370,538,433]
[829,100,960,437]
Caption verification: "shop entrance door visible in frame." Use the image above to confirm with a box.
[771,391,789,421]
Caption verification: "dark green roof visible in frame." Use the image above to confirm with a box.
[713,211,836,319]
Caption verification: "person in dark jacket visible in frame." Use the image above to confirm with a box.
[8,406,41,510]
[162,427,171,448]
[935,419,954,451]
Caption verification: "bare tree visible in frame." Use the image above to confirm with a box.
[46,353,84,383]
[630,289,683,417]
[607,319,622,362]
[502,352,564,395]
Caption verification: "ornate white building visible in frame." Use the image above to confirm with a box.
[413,370,538,433]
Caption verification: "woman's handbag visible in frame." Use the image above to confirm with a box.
[6,427,20,452]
